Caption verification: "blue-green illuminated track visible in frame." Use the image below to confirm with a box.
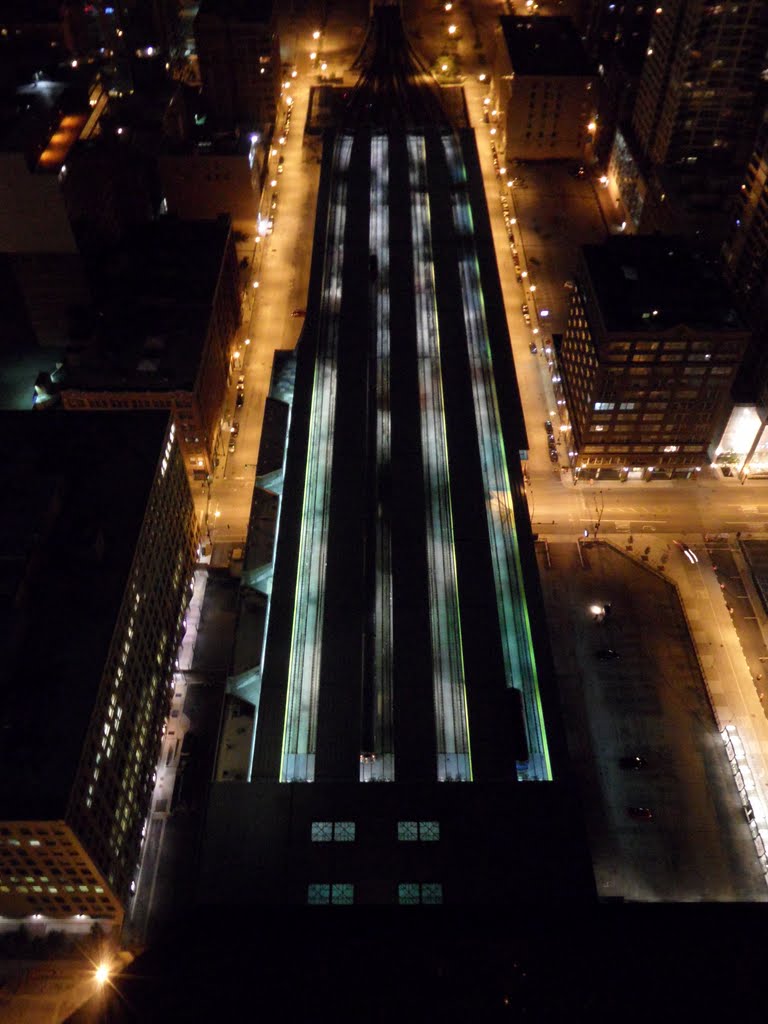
[441,133,552,782]
[408,134,473,783]
[280,135,354,782]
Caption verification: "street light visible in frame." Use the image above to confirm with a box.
[448,24,457,35]
[312,30,321,39]
[95,963,110,986]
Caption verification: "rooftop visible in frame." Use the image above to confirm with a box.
[499,16,595,77]
[0,411,170,820]
[196,0,274,22]
[62,216,232,393]
[0,63,93,166]
[580,235,744,333]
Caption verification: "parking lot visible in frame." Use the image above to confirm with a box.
[537,540,767,901]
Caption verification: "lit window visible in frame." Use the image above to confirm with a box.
[419,821,440,841]
[398,883,443,905]
[311,822,333,842]
[307,883,354,905]
[311,821,355,842]
[397,821,439,841]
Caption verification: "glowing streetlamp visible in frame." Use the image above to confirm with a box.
[95,963,110,986]
[448,24,457,35]
[312,30,321,40]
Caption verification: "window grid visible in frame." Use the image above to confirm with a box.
[398,882,443,905]
[397,821,440,842]
[311,821,356,842]
[307,883,354,905]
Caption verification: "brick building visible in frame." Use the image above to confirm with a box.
[559,236,748,479]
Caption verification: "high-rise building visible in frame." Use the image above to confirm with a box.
[197,8,595,908]
[194,0,280,130]
[723,106,768,323]
[632,0,768,170]
[0,411,198,926]
[559,235,748,479]
[583,0,655,163]
[608,0,768,237]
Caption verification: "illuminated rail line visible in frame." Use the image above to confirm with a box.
[441,133,551,782]
[280,134,354,782]
[408,133,472,782]
[361,133,396,781]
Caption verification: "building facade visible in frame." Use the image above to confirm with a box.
[493,17,597,163]
[723,108,768,324]
[0,412,198,927]
[559,237,748,478]
[158,130,265,242]
[194,0,281,130]
[632,0,768,170]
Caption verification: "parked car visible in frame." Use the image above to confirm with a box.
[235,392,244,409]
[228,439,236,453]
[627,806,654,821]
[230,421,240,438]
[619,756,648,771]
[291,308,307,318]
[529,342,537,355]
[594,648,619,660]
[237,374,245,389]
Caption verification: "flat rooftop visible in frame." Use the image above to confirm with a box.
[499,16,595,77]
[581,236,744,333]
[196,0,274,22]
[62,216,232,393]
[0,410,170,820]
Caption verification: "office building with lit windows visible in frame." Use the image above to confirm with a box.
[723,107,768,324]
[197,7,594,908]
[0,411,198,926]
[194,0,281,130]
[613,0,768,238]
[559,236,749,479]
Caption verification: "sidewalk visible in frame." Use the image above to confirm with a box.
[601,532,768,881]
